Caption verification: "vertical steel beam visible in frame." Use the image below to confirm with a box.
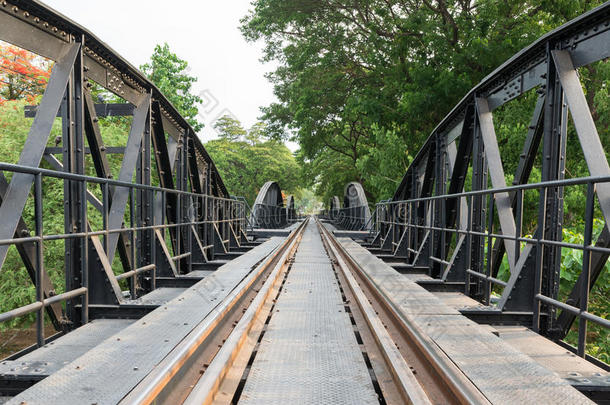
[469,103,488,299]
[62,41,87,325]
[137,99,154,292]
[413,147,436,267]
[476,97,517,270]
[105,93,151,262]
[489,95,545,278]
[83,89,133,271]
[441,116,473,282]
[552,49,610,337]
[534,44,568,333]
[0,43,79,274]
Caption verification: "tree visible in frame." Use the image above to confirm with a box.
[241,0,605,203]
[214,115,247,142]
[205,117,301,205]
[140,43,204,132]
[241,1,610,362]
[0,43,51,104]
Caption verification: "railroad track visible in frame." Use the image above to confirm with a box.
[119,219,309,404]
[114,216,490,404]
[4,215,600,404]
[316,218,490,405]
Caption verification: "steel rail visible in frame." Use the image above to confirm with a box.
[182,218,308,404]
[317,219,432,405]
[119,219,308,405]
[316,219,491,405]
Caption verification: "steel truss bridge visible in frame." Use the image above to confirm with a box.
[0,1,609,404]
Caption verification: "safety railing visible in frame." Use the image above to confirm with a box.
[233,196,255,232]
[250,203,290,229]
[374,175,610,358]
[0,162,246,348]
[327,205,371,231]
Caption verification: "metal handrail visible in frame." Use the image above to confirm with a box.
[374,176,610,358]
[0,162,248,349]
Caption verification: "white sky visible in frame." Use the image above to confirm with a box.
[43,0,286,145]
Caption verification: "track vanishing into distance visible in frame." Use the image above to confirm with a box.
[3,217,601,404]
[0,0,609,403]
[179,218,489,404]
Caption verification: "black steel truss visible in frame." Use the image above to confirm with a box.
[368,2,610,360]
[325,182,371,231]
[250,181,296,229]
[0,0,250,346]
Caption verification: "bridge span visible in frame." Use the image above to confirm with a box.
[0,0,609,404]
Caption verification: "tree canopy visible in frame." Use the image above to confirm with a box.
[206,115,301,205]
[0,43,51,104]
[241,0,605,203]
[140,43,204,132]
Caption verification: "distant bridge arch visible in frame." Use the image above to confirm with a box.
[251,181,287,228]
[327,182,371,230]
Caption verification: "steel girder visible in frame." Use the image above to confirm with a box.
[285,195,298,224]
[370,2,610,357]
[327,182,371,231]
[251,181,289,229]
[0,0,247,340]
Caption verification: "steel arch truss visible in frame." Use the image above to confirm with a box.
[369,3,610,359]
[0,1,248,340]
[251,181,290,228]
[327,182,371,230]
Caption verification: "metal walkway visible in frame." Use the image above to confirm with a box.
[0,1,609,403]
[239,221,378,404]
[337,236,594,404]
[5,238,285,404]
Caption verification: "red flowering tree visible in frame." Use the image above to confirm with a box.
[0,43,51,105]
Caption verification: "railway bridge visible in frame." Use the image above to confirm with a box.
[0,1,609,404]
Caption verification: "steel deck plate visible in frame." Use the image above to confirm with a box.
[239,222,378,404]
[0,319,134,378]
[126,287,187,305]
[495,325,610,384]
[8,237,284,405]
[182,270,214,278]
[433,291,487,310]
[337,236,594,404]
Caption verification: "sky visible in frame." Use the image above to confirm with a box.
[43,0,282,144]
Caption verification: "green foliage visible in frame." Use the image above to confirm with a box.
[242,0,609,363]
[357,125,412,200]
[206,116,301,205]
[241,0,605,203]
[561,220,610,361]
[140,43,204,132]
[214,115,247,142]
[0,99,63,329]
[295,188,323,215]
